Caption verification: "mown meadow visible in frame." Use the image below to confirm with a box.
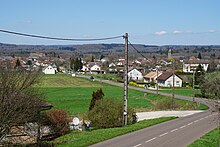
[37,74,208,116]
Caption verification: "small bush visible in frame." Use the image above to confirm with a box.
[47,109,70,137]
[87,98,136,129]
[129,81,138,87]
[89,88,104,111]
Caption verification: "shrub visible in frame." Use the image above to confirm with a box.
[87,98,136,129]
[89,88,104,111]
[154,98,181,110]
[47,109,70,137]
[129,81,138,87]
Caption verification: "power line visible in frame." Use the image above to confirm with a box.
[128,40,148,59]
[0,29,123,41]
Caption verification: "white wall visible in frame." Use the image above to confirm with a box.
[43,66,56,74]
[91,65,101,71]
[128,69,143,81]
[183,63,209,73]
[158,75,182,87]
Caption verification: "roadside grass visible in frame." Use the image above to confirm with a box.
[38,74,208,115]
[53,117,176,147]
[159,88,201,97]
[188,127,220,147]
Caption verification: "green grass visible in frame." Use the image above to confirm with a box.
[38,74,208,115]
[188,127,220,147]
[53,117,176,147]
[159,88,201,97]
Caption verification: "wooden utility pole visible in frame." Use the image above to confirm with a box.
[156,68,159,95]
[123,33,128,126]
[192,70,195,101]
[172,59,175,110]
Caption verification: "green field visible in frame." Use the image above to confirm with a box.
[38,74,208,115]
[159,88,201,97]
[188,127,220,147]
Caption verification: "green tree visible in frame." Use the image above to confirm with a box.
[198,52,202,59]
[88,98,136,129]
[14,58,21,69]
[89,89,104,111]
[195,64,205,85]
[91,56,95,62]
[74,58,83,72]
[26,60,32,66]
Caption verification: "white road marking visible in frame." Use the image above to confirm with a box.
[159,132,169,137]
[170,128,178,132]
[187,122,193,126]
[180,125,186,129]
[133,144,142,147]
[199,118,204,120]
[194,120,199,123]
[145,137,157,143]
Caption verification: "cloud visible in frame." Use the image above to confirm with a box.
[208,29,216,33]
[154,31,167,36]
[173,30,182,34]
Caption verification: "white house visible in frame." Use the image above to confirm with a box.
[90,64,101,71]
[81,65,90,72]
[128,68,143,81]
[157,72,182,87]
[183,60,209,73]
[90,64,105,74]
[108,63,116,68]
[43,65,56,74]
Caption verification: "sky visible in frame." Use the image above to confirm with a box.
[0,0,220,45]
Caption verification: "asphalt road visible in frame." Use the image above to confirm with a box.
[79,76,219,147]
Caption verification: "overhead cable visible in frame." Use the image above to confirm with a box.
[0,29,123,41]
[128,40,148,59]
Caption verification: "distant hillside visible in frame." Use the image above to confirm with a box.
[1,43,220,57]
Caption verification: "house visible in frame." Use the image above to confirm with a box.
[128,68,143,81]
[43,65,56,74]
[144,71,162,83]
[108,63,116,68]
[183,60,209,73]
[157,72,182,87]
[81,65,90,72]
[90,64,105,74]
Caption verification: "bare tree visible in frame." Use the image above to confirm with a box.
[0,67,45,143]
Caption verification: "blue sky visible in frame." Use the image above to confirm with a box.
[0,0,219,45]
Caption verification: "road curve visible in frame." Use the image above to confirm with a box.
[78,76,218,147]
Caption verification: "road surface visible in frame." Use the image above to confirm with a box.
[79,76,219,147]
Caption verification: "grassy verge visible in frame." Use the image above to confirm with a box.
[53,117,176,147]
[159,88,201,97]
[188,127,220,147]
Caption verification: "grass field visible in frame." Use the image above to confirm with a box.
[53,117,176,147]
[38,74,208,115]
[159,88,201,97]
[188,127,220,147]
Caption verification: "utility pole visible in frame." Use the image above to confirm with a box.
[172,59,175,110]
[192,70,195,101]
[123,33,128,126]
[156,68,159,95]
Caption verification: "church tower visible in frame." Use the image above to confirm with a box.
[168,48,172,59]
